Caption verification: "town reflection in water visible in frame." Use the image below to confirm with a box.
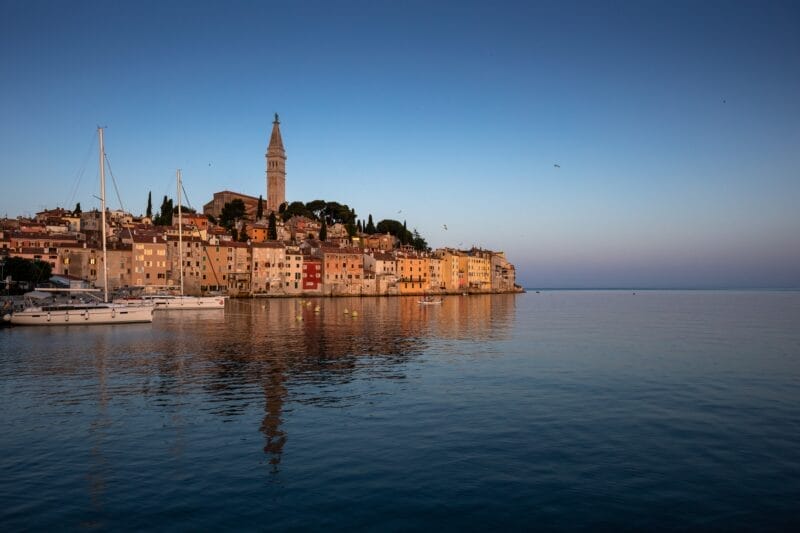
[10,294,517,485]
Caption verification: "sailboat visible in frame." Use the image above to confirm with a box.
[6,128,154,326]
[140,169,226,310]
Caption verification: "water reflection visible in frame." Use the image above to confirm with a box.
[0,295,516,479]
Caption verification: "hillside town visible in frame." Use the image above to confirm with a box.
[0,115,519,297]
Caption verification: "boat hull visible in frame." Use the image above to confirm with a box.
[9,305,153,326]
[152,296,226,310]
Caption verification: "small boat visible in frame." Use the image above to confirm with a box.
[419,296,443,305]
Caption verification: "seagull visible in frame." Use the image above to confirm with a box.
[443,224,448,230]
[554,163,561,168]
[397,210,402,214]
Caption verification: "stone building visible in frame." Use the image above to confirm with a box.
[266,113,286,212]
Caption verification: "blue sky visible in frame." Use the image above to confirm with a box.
[1,0,798,288]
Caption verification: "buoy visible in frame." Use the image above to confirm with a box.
[344,308,349,314]
[352,311,358,317]
[296,315,303,321]
[314,306,320,312]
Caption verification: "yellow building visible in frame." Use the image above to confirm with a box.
[397,252,430,294]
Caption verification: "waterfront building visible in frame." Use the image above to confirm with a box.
[132,235,168,288]
[321,245,364,295]
[467,249,492,291]
[491,252,517,292]
[301,254,322,293]
[397,252,430,295]
[250,241,286,295]
[225,242,251,297]
[282,245,304,294]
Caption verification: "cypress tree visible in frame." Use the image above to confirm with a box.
[366,214,375,234]
[257,195,264,220]
[146,191,152,218]
[268,212,277,240]
[319,219,327,241]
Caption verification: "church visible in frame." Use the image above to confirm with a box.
[203,114,286,219]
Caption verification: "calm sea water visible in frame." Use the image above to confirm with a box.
[1,291,799,531]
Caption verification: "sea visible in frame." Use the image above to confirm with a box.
[1,291,799,531]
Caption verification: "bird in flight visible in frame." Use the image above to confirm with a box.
[443,224,448,230]
[554,163,561,168]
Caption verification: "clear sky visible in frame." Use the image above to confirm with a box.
[1,0,798,288]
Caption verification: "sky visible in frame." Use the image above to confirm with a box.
[1,0,798,288]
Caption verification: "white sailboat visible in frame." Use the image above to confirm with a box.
[6,128,153,326]
[145,169,226,311]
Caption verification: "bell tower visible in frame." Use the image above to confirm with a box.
[266,113,286,212]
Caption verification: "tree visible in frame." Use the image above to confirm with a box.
[319,219,327,241]
[306,199,327,220]
[402,220,409,244]
[3,257,52,286]
[206,214,217,225]
[268,212,277,240]
[154,195,173,226]
[282,201,314,221]
[412,229,428,252]
[238,227,249,242]
[73,202,82,216]
[356,220,363,233]
[146,191,152,219]
[172,205,195,214]
[219,199,246,230]
[366,214,376,234]
[257,195,264,220]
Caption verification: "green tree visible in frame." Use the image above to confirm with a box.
[206,214,217,225]
[3,257,52,286]
[412,229,428,252]
[306,199,327,220]
[282,201,314,221]
[268,212,277,240]
[402,220,408,244]
[319,219,327,241]
[146,191,152,219]
[73,202,82,216]
[219,199,246,230]
[257,195,264,220]
[366,214,376,234]
[356,220,363,233]
[154,196,173,226]
[239,228,250,242]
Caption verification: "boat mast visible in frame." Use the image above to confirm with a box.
[99,127,108,303]
[177,169,183,296]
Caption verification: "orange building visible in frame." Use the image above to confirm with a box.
[321,245,364,295]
